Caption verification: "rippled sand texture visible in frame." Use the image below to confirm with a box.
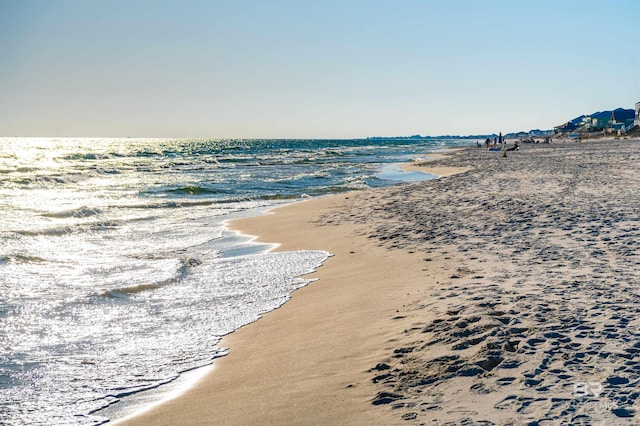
[323,139,640,424]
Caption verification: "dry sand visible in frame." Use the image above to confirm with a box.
[118,139,640,425]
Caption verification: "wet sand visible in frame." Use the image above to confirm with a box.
[117,139,640,425]
[114,190,450,425]
[402,150,471,177]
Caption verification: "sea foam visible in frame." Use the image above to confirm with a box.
[0,137,469,424]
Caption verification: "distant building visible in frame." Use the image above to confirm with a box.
[609,108,636,133]
[553,115,586,134]
[592,111,612,130]
[611,108,636,125]
[580,111,610,131]
[555,105,639,135]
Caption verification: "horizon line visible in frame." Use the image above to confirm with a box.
[0,132,550,140]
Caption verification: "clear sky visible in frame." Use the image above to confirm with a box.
[1,0,638,138]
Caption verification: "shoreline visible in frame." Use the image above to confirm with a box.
[116,139,640,424]
[401,149,471,177]
[114,191,454,424]
[108,148,464,425]
[114,159,469,424]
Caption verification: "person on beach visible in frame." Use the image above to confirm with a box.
[502,140,520,157]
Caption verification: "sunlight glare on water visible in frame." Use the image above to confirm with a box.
[0,136,470,424]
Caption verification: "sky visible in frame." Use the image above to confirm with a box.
[1,0,639,139]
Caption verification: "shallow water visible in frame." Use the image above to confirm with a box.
[0,137,472,424]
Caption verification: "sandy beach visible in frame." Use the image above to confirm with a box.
[118,139,640,425]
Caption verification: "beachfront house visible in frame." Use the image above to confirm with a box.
[611,108,636,126]
[555,104,639,136]
[609,108,636,133]
[584,111,612,131]
[553,115,586,134]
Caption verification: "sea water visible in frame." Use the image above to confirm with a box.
[0,137,472,425]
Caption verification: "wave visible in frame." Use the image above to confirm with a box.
[166,186,227,196]
[122,199,225,210]
[94,168,123,175]
[135,150,162,157]
[264,171,331,184]
[0,254,50,264]
[62,153,112,161]
[14,220,122,237]
[16,226,75,236]
[12,173,93,186]
[99,283,163,298]
[96,257,201,299]
[255,194,311,201]
[43,206,103,219]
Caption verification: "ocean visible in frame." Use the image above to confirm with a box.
[0,137,473,425]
